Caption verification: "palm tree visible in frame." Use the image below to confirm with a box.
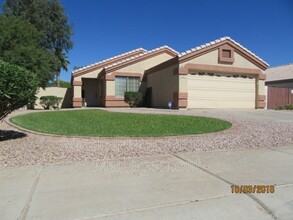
[55,51,69,87]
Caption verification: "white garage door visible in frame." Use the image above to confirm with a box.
[187,73,256,108]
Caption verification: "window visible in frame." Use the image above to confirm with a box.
[115,76,140,97]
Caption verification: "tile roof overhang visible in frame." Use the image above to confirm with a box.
[72,48,146,78]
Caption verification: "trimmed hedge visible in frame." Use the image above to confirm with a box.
[124,92,142,107]
[0,60,39,120]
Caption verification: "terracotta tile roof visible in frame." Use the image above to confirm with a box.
[104,46,179,70]
[179,36,269,66]
[265,63,293,82]
[72,48,146,74]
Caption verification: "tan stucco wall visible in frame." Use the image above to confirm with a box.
[108,53,174,98]
[258,79,265,96]
[179,75,188,93]
[180,50,259,70]
[75,68,103,81]
[147,64,178,108]
[74,85,82,98]
[35,87,72,109]
[118,53,173,74]
[106,80,115,96]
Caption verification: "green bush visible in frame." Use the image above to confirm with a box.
[275,105,293,110]
[40,96,63,110]
[124,92,142,108]
[0,60,39,120]
[275,105,284,110]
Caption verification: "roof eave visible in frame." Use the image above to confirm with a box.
[179,38,269,71]
[72,48,146,77]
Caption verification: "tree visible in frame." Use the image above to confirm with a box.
[0,15,57,87]
[73,66,84,71]
[47,80,71,88]
[0,60,39,120]
[3,0,73,87]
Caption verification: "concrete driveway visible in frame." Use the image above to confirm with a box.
[190,109,293,123]
[1,146,293,220]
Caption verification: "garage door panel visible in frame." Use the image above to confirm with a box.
[187,74,256,109]
[189,93,255,100]
[188,100,254,108]
[188,87,255,94]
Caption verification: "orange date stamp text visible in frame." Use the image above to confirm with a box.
[231,185,275,194]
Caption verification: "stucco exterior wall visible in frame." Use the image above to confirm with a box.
[106,53,174,100]
[75,68,103,81]
[258,78,266,96]
[106,81,115,96]
[147,64,178,108]
[118,53,173,74]
[34,87,72,109]
[179,75,188,93]
[74,85,82,98]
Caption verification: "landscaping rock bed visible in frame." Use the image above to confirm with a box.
[1,109,293,168]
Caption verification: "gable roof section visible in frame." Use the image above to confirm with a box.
[179,37,269,70]
[104,46,179,73]
[72,48,146,77]
[265,63,293,82]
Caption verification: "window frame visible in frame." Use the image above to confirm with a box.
[115,76,140,97]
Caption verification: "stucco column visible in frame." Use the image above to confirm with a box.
[256,73,266,109]
[72,80,83,108]
[174,67,188,109]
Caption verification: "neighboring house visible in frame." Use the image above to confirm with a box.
[265,63,293,109]
[72,37,268,109]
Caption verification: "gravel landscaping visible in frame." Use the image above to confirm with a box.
[1,108,293,168]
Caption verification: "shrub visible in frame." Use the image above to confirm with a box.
[284,105,293,110]
[40,96,63,110]
[0,60,39,120]
[275,105,293,110]
[124,92,142,107]
[275,105,284,110]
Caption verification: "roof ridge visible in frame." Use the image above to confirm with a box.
[179,36,269,66]
[104,45,179,69]
[72,48,146,73]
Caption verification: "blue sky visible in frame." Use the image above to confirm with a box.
[1,0,293,81]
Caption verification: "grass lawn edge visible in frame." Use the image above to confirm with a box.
[9,109,232,138]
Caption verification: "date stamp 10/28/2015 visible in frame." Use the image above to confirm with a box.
[231,185,275,194]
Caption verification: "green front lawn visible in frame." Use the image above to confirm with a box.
[10,110,232,137]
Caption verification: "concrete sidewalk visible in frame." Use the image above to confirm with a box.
[1,146,293,220]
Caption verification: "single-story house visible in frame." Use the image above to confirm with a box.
[72,37,268,109]
[265,63,293,109]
